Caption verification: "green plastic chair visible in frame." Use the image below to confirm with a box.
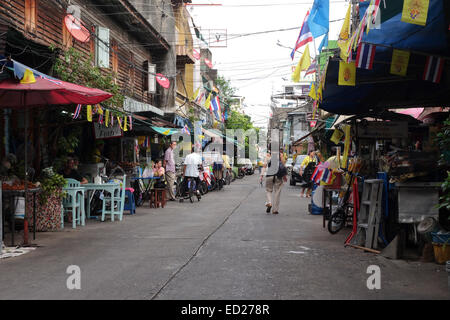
[62,178,85,229]
[101,175,126,222]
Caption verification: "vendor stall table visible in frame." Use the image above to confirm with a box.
[83,183,121,219]
[2,188,40,246]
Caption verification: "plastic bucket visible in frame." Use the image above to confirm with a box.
[14,197,25,219]
[310,184,323,215]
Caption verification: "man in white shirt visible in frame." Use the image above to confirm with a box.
[183,145,203,196]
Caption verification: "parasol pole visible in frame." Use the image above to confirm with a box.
[23,97,29,245]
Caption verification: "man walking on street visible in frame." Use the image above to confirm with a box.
[164,141,177,201]
[260,148,287,214]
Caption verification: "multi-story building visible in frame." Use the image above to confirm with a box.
[269,82,312,154]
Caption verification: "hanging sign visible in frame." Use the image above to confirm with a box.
[94,122,123,139]
[156,73,170,89]
[356,121,408,139]
[64,14,90,43]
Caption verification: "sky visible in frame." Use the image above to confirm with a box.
[188,0,350,129]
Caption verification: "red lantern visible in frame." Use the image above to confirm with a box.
[193,49,200,60]
[64,14,90,43]
[156,73,170,89]
[204,58,213,68]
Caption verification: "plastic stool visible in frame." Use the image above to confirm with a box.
[150,188,166,208]
[124,189,136,215]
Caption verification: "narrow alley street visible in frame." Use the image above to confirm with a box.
[0,175,448,300]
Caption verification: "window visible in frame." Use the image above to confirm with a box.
[111,40,118,73]
[143,60,156,93]
[24,0,37,33]
[95,26,109,68]
[62,23,72,49]
[285,86,294,95]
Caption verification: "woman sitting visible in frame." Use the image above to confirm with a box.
[152,159,166,189]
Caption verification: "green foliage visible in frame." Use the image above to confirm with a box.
[215,75,236,106]
[38,167,66,205]
[436,115,450,209]
[438,172,450,210]
[52,47,123,109]
[436,115,450,166]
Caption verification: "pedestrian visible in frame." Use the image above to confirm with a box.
[183,145,203,197]
[163,140,177,201]
[260,148,288,215]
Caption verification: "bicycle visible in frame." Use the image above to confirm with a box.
[178,176,201,203]
[327,170,360,234]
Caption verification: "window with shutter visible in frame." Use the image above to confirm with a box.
[111,40,118,73]
[148,63,156,93]
[95,26,110,68]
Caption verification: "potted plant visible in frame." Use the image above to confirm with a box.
[29,167,67,231]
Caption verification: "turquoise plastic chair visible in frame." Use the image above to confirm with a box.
[101,175,126,222]
[62,178,85,229]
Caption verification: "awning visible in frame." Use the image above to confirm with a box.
[320,0,450,116]
[151,126,179,136]
[292,122,326,146]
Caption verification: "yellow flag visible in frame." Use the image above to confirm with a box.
[338,61,356,86]
[105,110,110,127]
[401,0,429,26]
[192,87,200,101]
[20,69,36,84]
[123,116,128,131]
[330,129,344,145]
[87,105,92,122]
[390,49,410,76]
[117,116,122,129]
[317,84,323,102]
[338,4,351,61]
[204,93,212,109]
[308,83,317,100]
[342,125,351,169]
[292,44,311,82]
[97,105,103,115]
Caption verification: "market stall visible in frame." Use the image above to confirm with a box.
[0,65,112,245]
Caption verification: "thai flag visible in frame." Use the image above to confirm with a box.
[356,43,376,70]
[291,11,314,60]
[182,124,190,135]
[305,59,317,76]
[423,56,445,84]
[73,104,82,119]
[321,169,333,184]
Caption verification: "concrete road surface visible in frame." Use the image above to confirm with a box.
[0,175,448,299]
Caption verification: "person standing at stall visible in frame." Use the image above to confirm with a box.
[299,150,317,198]
[163,141,177,201]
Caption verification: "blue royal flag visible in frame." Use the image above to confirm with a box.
[318,33,328,53]
[308,0,329,38]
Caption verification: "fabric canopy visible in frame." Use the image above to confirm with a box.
[319,0,450,115]
[151,126,179,136]
[0,76,113,108]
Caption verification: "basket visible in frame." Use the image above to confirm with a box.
[432,243,450,264]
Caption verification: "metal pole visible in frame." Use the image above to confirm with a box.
[0,182,2,252]
[23,107,29,245]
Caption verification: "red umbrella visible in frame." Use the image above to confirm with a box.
[0,73,113,245]
[0,76,113,108]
